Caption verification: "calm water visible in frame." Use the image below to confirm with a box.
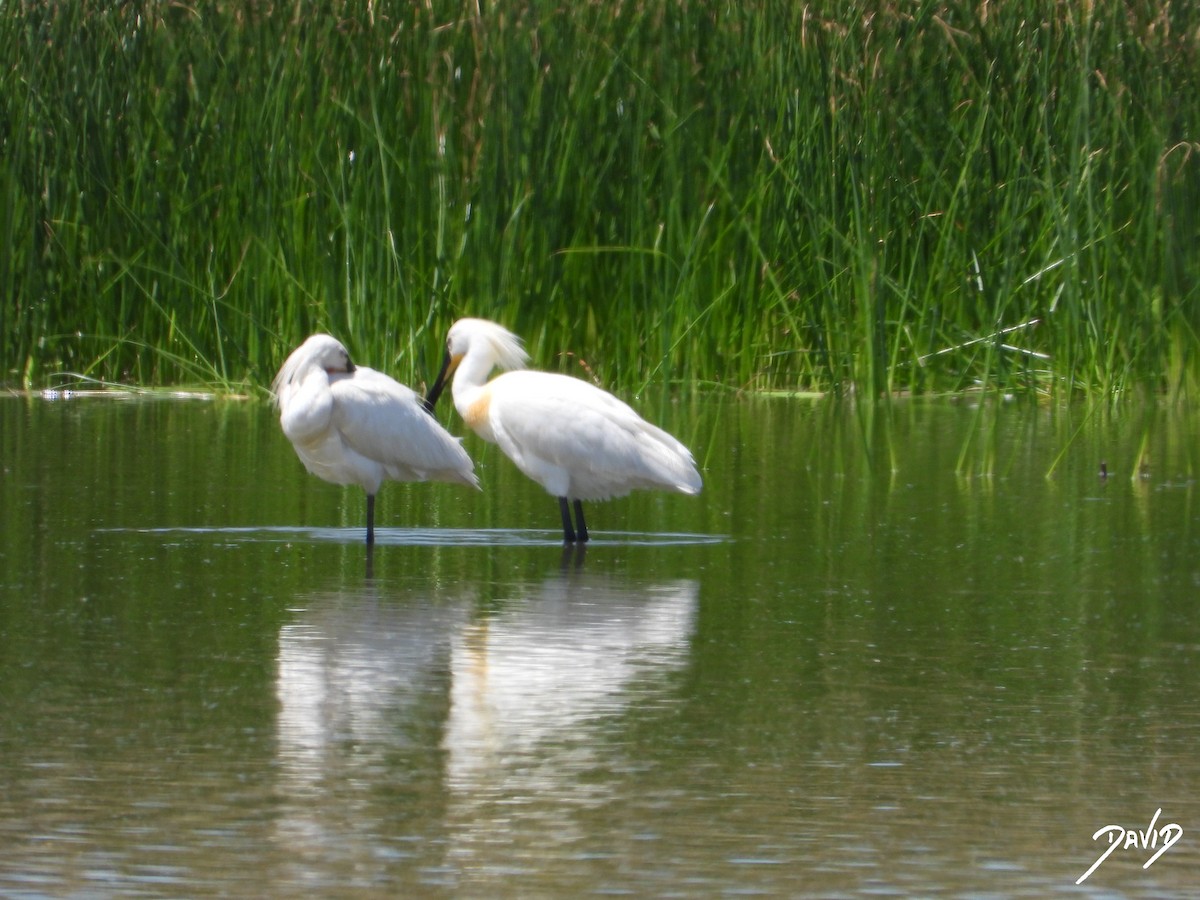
[1,393,1198,898]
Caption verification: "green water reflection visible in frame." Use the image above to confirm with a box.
[1,394,1198,897]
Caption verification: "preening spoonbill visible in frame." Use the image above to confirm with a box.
[272,334,479,545]
[424,318,702,542]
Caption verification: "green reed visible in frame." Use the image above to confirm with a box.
[2,1,1198,397]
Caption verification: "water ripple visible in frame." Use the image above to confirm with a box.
[98,526,730,547]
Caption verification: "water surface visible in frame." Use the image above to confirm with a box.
[1,394,1198,897]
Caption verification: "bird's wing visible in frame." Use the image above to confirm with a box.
[330,368,477,484]
[487,371,700,494]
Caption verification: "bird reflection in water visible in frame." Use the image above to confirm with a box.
[272,572,697,882]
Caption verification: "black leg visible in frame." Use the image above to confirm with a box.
[573,499,589,543]
[558,496,577,542]
[366,493,376,546]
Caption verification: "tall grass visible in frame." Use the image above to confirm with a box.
[2,1,1198,397]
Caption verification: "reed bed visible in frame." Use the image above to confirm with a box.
[3,1,1198,397]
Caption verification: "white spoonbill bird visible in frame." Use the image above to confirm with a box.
[424,318,702,542]
[272,334,479,545]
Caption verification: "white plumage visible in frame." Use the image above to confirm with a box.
[272,334,478,544]
[425,318,701,542]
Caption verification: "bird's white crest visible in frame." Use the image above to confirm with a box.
[446,318,530,372]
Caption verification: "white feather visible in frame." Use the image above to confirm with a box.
[272,334,478,540]
[434,319,702,518]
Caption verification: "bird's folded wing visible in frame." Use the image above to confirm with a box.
[331,372,475,476]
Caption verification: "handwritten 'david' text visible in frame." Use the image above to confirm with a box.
[1077,808,1183,885]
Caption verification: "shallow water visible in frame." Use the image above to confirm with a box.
[1,393,1198,897]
